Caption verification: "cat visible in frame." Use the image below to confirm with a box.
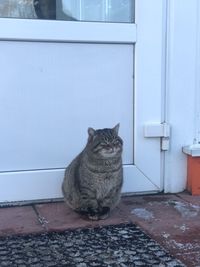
[33,0,77,20]
[34,0,56,19]
[62,124,123,220]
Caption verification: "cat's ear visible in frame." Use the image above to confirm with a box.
[88,127,95,137]
[113,123,120,134]
[88,127,95,142]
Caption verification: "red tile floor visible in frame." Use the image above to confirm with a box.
[0,191,200,267]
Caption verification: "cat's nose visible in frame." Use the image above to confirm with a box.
[110,146,115,153]
[105,145,114,152]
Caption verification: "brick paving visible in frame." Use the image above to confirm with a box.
[0,192,199,266]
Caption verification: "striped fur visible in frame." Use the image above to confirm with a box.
[62,124,123,220]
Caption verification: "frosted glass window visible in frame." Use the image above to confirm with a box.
[0,0,134,23]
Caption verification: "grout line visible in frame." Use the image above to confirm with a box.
[175,193,191,204]
[32,205,49,232]
[173,193,200,210]
[0,198,64,208]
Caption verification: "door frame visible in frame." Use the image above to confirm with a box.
[164,0,200,193]
[0,0,167,202]
[134,0,167,192]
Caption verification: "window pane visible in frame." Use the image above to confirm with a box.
[0,0,134,23]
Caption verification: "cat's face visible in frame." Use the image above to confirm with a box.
[87,124,123,158]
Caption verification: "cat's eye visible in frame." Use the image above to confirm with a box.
[0,0,134,23]
[102,144,109,148]
[114,140,121,146]
[101,144,111,149]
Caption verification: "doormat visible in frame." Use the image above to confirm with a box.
[0,223,185,267]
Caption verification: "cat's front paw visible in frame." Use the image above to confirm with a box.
[88,214,99,221]
[99,213,109,220]
[98,207,110,220]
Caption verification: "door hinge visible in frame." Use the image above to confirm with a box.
[144,122,170,151]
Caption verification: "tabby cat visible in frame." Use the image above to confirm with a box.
[62,124,123,220]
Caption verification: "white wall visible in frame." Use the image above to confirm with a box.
[164,0,200,192]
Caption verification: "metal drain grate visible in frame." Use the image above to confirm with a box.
[0,223,185,267]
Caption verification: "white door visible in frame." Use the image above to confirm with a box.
[0,0,166,202]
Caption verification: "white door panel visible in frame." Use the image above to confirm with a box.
[0,42,134,172]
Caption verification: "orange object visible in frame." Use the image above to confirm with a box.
[187,155,200,195]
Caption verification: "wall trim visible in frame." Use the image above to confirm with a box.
[164,0,198,193]
[195,1,200,143]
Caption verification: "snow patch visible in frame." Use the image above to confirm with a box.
[162,232,170,239]
[131,208,154,220]
[167,200,200,218]
[173,224,190,232]
[167,240,200,251]
[179,224,190,232]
